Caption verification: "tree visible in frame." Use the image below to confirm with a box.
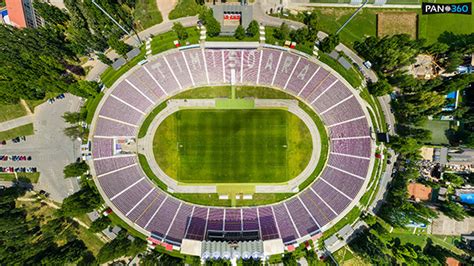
[89,216,111,233]
[60,183,101,217]
[445,51,463,72]
[199,9,220,37]
[172,22,188,41]
[354,35,424,74]
[64,124,87,140]
[0,25,74,103]
[439,201,468,221]
[97,53,112,65]
[234,25,246,40]
[302,11,318,42]
[63,161,89,178]
[290,27,309,44]
[443,173,464,187]
[68,80,100,98]
[246,20,259,37]
[273,22,290,41]
[107,36,132,56]
[97,235,146,263]
[33,1,69,26]
[320,34,339,53]
[367,79,393,96]
[141,250,184,265]
[63,112,86,124]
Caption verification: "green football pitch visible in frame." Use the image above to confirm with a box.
[153,109,313,183]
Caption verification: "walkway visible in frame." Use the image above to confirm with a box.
[0,115,34,132]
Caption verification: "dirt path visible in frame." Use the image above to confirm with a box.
[20,99,33,115]
[156,0,177,21]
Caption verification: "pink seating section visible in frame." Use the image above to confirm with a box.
[91,48,372,246]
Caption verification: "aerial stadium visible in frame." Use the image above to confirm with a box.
[89,43,376,260]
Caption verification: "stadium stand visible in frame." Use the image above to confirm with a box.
[90,47,373,254]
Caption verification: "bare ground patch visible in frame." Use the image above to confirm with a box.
[377,12,417,39]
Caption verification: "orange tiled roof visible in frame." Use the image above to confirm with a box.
[446,257,460,266]
[407,183,432,201]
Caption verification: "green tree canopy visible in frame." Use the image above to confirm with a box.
[172,22,188,41]
[107,36,132,56]
[97,53,113,65]
[60,183,101,217]
[33,1,69,26]
[354,34,424,74]
[273,22,290,41]
[319,34,339,53]
[89,216,111,233]
[234,25,246,40]
[368,79,393,96]
[199,9,220,37]
[63,161,89,178]
[246,20,259,37]
[0,25,74,103]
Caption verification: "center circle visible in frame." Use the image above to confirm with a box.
[138,86,329,206]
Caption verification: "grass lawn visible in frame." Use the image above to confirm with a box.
[138,153,168,191]
[321,207,361,245]
[312,8,378,47]
[422,120,450,145]
[154,109,312,183]
[207,35,259,42]
[17,172,41,183]
[307,5,470,48]
[318,53,363,89]
[134,0,163,30]
[0,172,41,183]
[107,213,147,240]
[168,0,204,20]
[85,93,104,124]
[150,27,200,55]
[0,103,27,123]
[0,123,34,140]
[0,173,16,181]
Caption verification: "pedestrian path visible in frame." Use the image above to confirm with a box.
[0,115,34,132]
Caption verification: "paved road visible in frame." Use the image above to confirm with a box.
[370,149,396,214]
[0,94,83,202]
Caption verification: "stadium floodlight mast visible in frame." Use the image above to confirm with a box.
[91,0,142,45]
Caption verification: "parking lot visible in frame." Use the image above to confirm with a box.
[0,94,83,202]
[431,214,474,235]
